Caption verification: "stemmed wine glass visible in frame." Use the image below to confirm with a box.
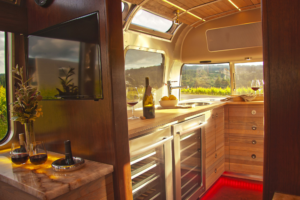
[126,87,139,120]
[11,143,29,165]
[251,80,261,95]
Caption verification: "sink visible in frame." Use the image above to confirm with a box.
[178,102,212,107]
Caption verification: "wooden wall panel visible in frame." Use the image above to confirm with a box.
[26,0,131,199]
[0,1,27,33]
[263,0,300,199]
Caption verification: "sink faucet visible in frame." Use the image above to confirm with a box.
[167,80,189,96]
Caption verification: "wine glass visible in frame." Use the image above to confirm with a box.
[251,80,261,95]
[29,141,48,165]
[127,87,139,120]
[11,143,29,165]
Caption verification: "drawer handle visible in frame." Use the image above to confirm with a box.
[252,140,257,144]
[216,113,218,118]
[252,110,256,115]
[252,126,257,130]
[212,114,215,118]
[215,169,217,173]
[197,148,201,153]
[251,154,256,159]
[215,153,217,158]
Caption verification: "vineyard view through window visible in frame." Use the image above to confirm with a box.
[0,31,8,141]
[180,63,231,100]
[125,49,164,108]
[234,62,263,95]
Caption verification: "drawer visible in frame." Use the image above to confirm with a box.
[206,146,224,171]
[229,163,263,176]
[206,155,224,189]
[229,136,264,152]
[228,106,264,118]
[230,149,263,166]
[228,117,264,137]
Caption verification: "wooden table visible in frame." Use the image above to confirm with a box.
[273,192,300,200]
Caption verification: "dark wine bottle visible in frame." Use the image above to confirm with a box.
[64,140,75,165]
[143,77,155,119]
[19,133,26,153]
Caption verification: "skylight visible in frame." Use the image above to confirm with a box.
[131,10,173,33]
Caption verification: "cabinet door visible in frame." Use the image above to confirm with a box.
[215,107,224,150]
[205,111,216,158]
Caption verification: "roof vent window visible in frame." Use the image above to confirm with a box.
[131,10,173,33]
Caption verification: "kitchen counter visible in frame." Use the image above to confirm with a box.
[0,149,114,200]
[273,192,300,200]
[128,101,263,139]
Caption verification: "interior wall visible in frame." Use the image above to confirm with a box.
[181,8,262,64]
[123,24,190,98]
[25,1,131,199]
[263,0,300,199]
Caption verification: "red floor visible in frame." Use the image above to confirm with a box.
[200,176,263,200]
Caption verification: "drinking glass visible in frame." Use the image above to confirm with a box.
[11,143,29,165]
[127,87,139,120]
[29,141,48,165]
[251,80,261,95]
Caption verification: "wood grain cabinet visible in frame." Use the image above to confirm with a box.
[205,107,225,189]
[225,105,264,177]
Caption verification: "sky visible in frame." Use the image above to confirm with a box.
[29,36,80,62]
[131,9,172,33]
[0,32,5,74]
[125,49,163,69]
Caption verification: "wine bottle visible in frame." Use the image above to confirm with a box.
[143,77,155,119]
[19,133,26,152]
[64,140,75,165]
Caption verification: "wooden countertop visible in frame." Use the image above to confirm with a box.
[128,101,264,138]
[0,149,113,200]
[273,193,300,200]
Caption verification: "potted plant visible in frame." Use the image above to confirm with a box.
[11,65,43,149]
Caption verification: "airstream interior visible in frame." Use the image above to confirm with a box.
[0,0,299,200]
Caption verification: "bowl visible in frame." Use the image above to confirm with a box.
[159,100,178,108]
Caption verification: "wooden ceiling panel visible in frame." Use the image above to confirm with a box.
[213,0,236,12]
[232,0,254,8]
[250,0,261,4]
[179,12,200,25]
[192,4,221,18]
[204,9,237,21]
[124,0,144,5]
[142,0,178,20]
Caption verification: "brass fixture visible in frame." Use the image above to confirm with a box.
[174,10,180,25]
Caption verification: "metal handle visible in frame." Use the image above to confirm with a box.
[215,169,217,173]
[215,153,217,158]
[212,114,215,118]
[251,154,256,159]
[252,126,257,130]
[178,122,207,136]
[215,113,218,118]
[130,136,173,157]
[252,110,256,115]
[197,148,201,153]
[252,140,257,144]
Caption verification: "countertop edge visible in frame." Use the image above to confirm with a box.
[128,101,264,138]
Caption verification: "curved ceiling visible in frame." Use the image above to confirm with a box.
[124,0,261,27]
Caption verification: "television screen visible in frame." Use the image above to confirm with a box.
[27,12,102,100]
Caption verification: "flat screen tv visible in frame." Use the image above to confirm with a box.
[27,12,103,100]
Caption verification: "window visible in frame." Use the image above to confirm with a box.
[0,31,8,141]
[122,2,125,12]
[180,63,231,100]
[131,10,173,33]
[125,49,164,108]
[234,62,263,95]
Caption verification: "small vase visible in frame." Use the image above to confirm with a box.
[24,121,35,150]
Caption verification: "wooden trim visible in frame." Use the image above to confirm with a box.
[0,1,27,33]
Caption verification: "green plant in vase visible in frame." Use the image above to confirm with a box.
[11,65,43,149]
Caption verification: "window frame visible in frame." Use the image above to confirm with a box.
[124,45,166,106]
[179,62,233,100]
[124,6,181,41]
[0,32,13,145]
